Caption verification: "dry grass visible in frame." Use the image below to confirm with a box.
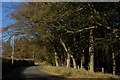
[39,65,119,78]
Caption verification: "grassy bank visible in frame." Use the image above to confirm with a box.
[39,65,119,78]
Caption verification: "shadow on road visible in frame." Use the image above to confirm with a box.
[2,65,65,80]
[2,65,120,80]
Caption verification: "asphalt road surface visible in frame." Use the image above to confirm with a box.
[2,65,65,80]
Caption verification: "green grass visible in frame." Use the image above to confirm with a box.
[39,65,120,78]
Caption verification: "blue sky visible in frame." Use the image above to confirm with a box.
[0,2,22,55]
[2,2,20,28]
[0,2,2,30]
[1,2,22,43]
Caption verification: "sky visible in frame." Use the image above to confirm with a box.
[2,2,21,28]
[2,2,22,34]
[0,2,22,56]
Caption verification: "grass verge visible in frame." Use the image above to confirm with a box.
[35,61,49,66]
[39,65,119,78]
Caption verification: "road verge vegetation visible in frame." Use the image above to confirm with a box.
[39,65,119,78]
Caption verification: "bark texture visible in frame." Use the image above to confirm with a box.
[48,37,59,67]
[89,29,94,72]
[112,52,116,76]
[60,38,70,68]
[71,54,77,69]
[54,52,59,67]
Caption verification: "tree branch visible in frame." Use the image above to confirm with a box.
[66,26,97,33]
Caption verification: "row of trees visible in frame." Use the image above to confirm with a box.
[3,2,120,75]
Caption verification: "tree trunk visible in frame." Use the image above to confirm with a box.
[71,54,77,69]
[48,37,59,67]
[112,29,117,75]
[67,53,70,68]
[89,29,94,72]
[112,52,116,76]
[81,55,84,69]
[60,38,70,68]
[60,38,68,52]
[81,50,85,69]
[54,52,59,67]
[33,50,34,60]
[12,36,15,64]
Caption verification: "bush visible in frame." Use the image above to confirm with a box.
[61,72,72,77]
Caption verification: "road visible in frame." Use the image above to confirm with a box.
[2,65,65,80]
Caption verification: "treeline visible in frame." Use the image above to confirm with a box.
[2,2,120,75]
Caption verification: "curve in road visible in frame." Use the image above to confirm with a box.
[2,65,65,80]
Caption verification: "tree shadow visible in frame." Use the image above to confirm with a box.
[2,65,120,80]
[2,65,65,80]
